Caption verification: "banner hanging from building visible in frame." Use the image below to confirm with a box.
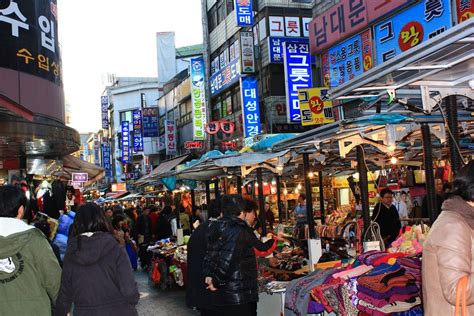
[321,29,373,88]
[283,41,312,124]
[121,121,130,163]
[240,76,261,137]
[240,31,255,73]
[268,37,309,63]
[190,57,207,140]
[456,0,473,23]
[235,0,253,26]
[101,96,108,129]
[165,120,177,156]
[210,57,241,96]
[101,143,112,177]
[298,88,334,126]
[142,107,159,137]
[374,0,451,64]
[132,110,143,152]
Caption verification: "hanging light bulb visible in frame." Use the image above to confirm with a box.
[390,156,398,164]
[255,182,259,187]
[283,188,288,195]
[297,183,302,190]
[295,188,299,194]
[276,165,284,171]
[227,175,232,179]
[308,171,314,178]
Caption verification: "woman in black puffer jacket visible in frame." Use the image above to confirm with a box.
[203,195,274,316]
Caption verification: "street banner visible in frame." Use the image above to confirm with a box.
[283,40,312,123]
[240,31,255,73]
[456,0,474,23]
[101,143,112,177]
[101,96,108,129]
[165,120,177,156]
[298,87,334,126]
[72,173,88,183]
[142,107,159,137]
[235,0,253,26]
[240,76,261,137]
[132,110,143,152]
[121,121,130,163]
[190,57,207,140]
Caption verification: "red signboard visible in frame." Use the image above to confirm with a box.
[456,0,474,23]
[309,0,414,54]
[184,141,204,150]
[205,121,236,135]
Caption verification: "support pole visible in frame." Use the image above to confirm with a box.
[421,123,438,223]
[237,176,242,195]
[303,153,316,239]
[446,95,463,174]
[190,189,196,216]
[205,180,211,204]
[276,175,283,223]
[318,171,325,225]
[256,168,266,236]
[356,146,370,233]
[214,178,220,202]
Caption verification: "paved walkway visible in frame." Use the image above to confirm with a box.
[135,270,197,316]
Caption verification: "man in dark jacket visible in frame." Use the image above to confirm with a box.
[186,200,221,316]
[371,188,402,247]
[136,207,152,269]
[203,195,274,316]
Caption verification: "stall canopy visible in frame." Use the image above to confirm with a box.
[135,154,189,185]
[62,155,105,185]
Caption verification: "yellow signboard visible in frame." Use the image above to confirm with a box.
[298,87,335,126]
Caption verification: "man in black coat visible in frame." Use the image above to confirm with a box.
[371,188,401,247]
[203,195,275,316]
[186,200,221,316]
[135,207,152,269]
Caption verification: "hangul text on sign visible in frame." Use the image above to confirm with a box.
[348,0,366,28]
[246,113,259,124]
[269,16,285,36]
[38,54,50,71]
[330,5,346,34]
[0,1,29,37]
[313,15,328,47]
[38,16,55,53]
[424,0,444,21]
[17,48,34,64]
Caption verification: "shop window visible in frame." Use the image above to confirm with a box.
[232,87,241,112]
[208,6,218,32]
[223,93,232,116]
[217,0,226,24]
[226,0,234,16]
[119,111,132,124]
[212,99,221,120]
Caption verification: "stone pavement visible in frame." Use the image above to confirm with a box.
[135,270,197,316]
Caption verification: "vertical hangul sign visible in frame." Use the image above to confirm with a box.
[298,88,334,126]
[283,40,313,123]
[132,110,143,152]
[121,121,130,163]
[235,0,253,27]
[456,0,474,23]
[101,96,108,129]
[141,107,159,137]
[190,57,207,140]
[101,143,112,177]
[165,120,177,156]
[240,31,255,73]
[374,0,452,64]
[240,76,261,138]
[0,0,62,84]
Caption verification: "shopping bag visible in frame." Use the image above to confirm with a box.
[454,275,469,316]
[151,261,161,285]
[414,170,426,184]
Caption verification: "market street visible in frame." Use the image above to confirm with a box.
[135,270,196,316]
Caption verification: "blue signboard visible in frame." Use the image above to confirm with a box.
[240,76,261,138]
[102,143,112,177]
[210,57,240,96]
[268,37,310,63]
[235,0,253,26]
[323,29,373,88]
[121,121,130,163]
[101,96,108,129]
[374,0,451,64]
[132,110,143,152]
[142,107,159,138]
[283,41,313,123]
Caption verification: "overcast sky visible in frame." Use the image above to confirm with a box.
[58,0,203,133]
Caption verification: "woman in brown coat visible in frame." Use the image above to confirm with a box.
[422,161,474,315]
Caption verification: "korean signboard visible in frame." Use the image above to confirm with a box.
[309,0,414,54]
[268,37,310,63]
[132,110,143,152]
[269,16,312,38]
[283,41,313,123]
[240,76,261,137]
[121,121,130,163]
[374,0,452,64]
[184,141,204,150]
[0,0,62,84]
[456,0,474,23]
[190,57,208,140]
[240,31,255,73]
[205,121,236,135]
[321,29,373,87]
[235,0,253,27]
[298,88,334,126]
[165,120,177,156]
[142,107,159,137]
[101,143,112,178]
[210,57,241,96]
[101,96,108,129]
[72,173,88,183]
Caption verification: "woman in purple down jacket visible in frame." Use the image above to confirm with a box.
[56,203,139,316]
